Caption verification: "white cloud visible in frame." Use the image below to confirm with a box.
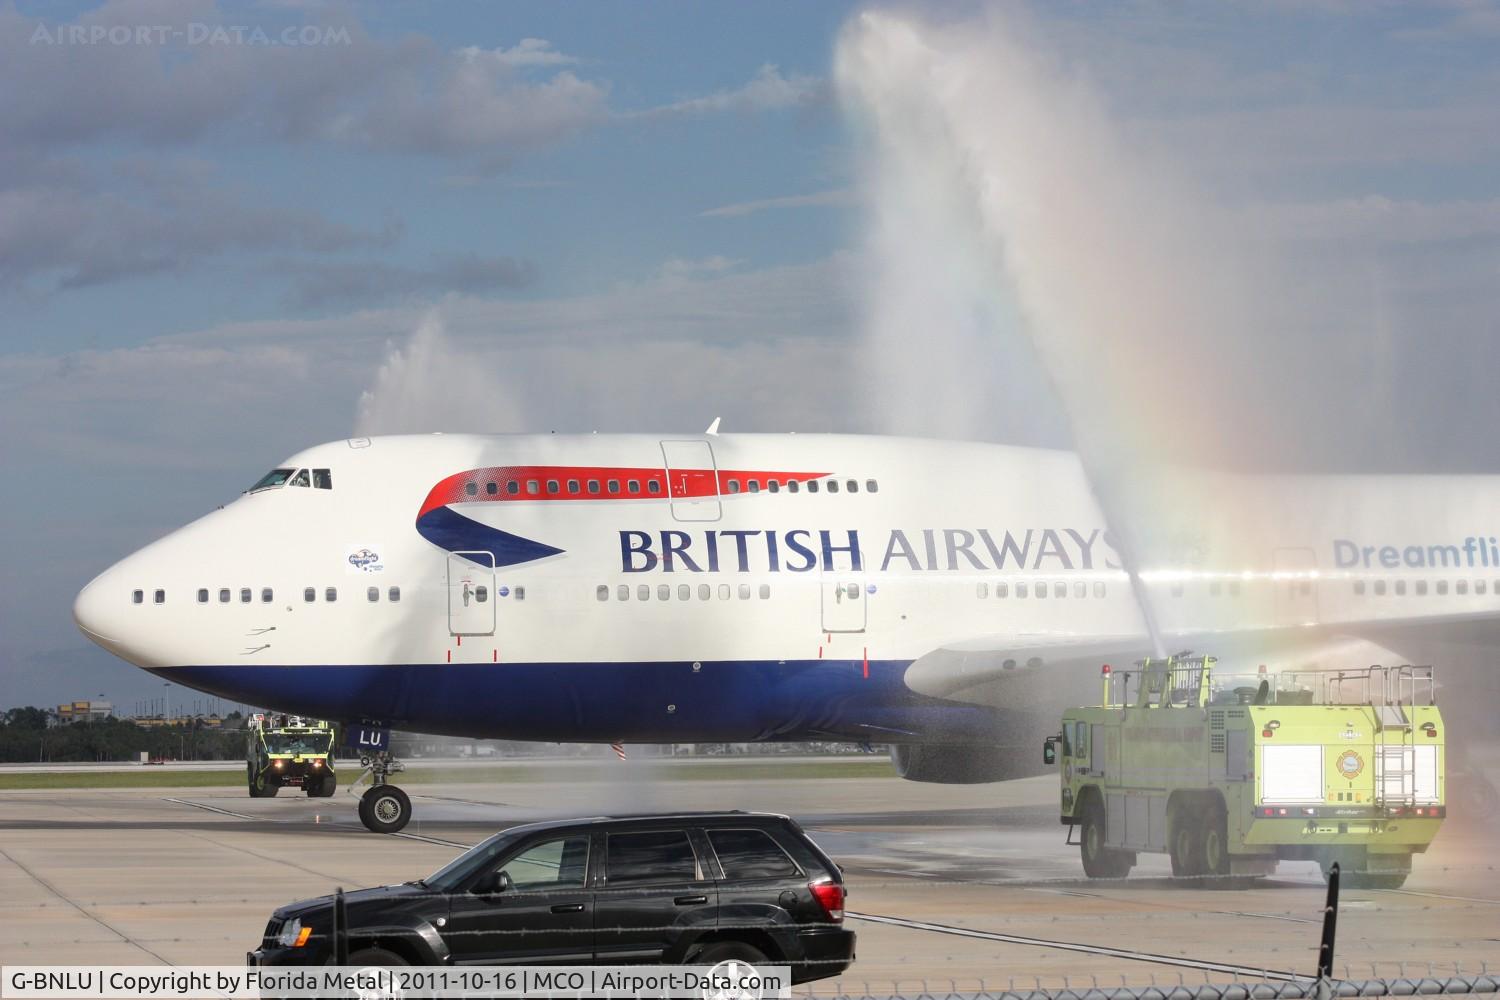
[633,64,826,118]
[657,255,742,279]
[460,38,579,69]
[699,189,856,218]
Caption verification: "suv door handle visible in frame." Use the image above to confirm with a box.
[674,895,707,906]
[550,903,585,913]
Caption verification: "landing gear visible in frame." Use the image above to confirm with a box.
[355,751,410,834]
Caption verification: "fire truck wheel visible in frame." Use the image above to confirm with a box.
[1079,797,1132,879]
[306,771,337,797]
[247,765,279,798]
[1200,804,1230,880]
[1170,814,1203,877]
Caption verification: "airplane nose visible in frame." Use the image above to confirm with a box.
[74,566,135,661]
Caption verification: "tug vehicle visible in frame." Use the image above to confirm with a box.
[247,714,337,798]
[1046,656,1446,888]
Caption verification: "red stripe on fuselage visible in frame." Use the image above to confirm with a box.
[418,465,828,519]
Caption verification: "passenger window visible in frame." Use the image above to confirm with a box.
[658,584,670,601]
[506,481,520,495]
[547,480,559,494]
[698,584,710,601]
[1229,581,1241,597]
[1416,580,1428,596]
[806,481,818,493]
[1375,580,1387,595]
[568,479,580,494]
[648,480,661,495]
[367,587,379,602]
[197,588,209,604]
[261,588,273,603]
[499,836,590,891]
[606,830,698,885]
[608,480,620,494]
[597,585,609,602]
[1395,580,1407,596]
[290,469,310,488]
[866,480,878,493]
[388,586,401,602]
[133,589,143,604]
[1457,580,1469,595]
[312,469,332,490]
[846,583,860,599]
[1037,583,1048,599]
[996,582,1009,598]
[628,480,640,494]
[514,586,526,600]
[847,479,858,493]
[240,588,251,603]
[827,480,839,494]
[588,480,600,494]
[788,481,800,494]
[768,480,780,493]
[1017,583,1029,598]
[522,480,536,495]
[1437,580,1449,595]
[1209,581,1222,597]
[718,584,730,600]
[638,584,650,601]
[1094,582,1106,598]
[618,584,629,601]
[707,828,799,880]
[475,586,487,603]
[977,582,989,598]
[1478,580,1488,595]
[748,480,760,493]
[1054,582,1066,598]
[218,588,230,603]
[758,584,770,599]
[464,482,477,497]
[678,584,691,601]
[304,588,316,602]
[486,482,498,496]
[325,587,337,602]
[154,589,165,604]
[1354,580,1367,595]
[728,480,741,494]
[738,584,751,600]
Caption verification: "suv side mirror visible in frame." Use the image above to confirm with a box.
[471,870,512,896]
[1042,737,1058,766]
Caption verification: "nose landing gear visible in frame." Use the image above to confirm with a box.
[354,751,411,834]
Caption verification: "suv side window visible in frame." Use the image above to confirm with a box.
[499,836,590,891]
[605,829,700,885]
[707,828,800,880]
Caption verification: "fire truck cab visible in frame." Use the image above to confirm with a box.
[1047,656,1446,888]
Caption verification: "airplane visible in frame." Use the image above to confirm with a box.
[72,431,1500,831]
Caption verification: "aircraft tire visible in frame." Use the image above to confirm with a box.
[360,785,411,834]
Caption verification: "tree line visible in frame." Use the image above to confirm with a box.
[0,706,250,763]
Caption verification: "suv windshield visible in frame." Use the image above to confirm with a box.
[423,830,527,892]
[263,732,331,754]
[248,468,295,492]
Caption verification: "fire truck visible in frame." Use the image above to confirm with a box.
[246,714,337,798]
[1045,656,1446,888]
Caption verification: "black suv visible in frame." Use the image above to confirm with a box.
[248,812,854,984]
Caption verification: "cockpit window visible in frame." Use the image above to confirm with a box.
[312,469,332,490]
[248,468,294,492]
[289,469,310,488]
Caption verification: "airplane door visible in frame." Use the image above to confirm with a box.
[1273,547,1320,626]
[448,551,496,636]
[821,578,866,633]
[660,440,721,522]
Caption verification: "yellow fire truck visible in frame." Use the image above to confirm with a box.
[1045,656,1446,888]
[246,714,337,798]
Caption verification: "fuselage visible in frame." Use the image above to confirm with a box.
[72,433,1500,745]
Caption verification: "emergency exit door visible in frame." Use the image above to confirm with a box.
[660,440,721,522]
[447,551,495,636]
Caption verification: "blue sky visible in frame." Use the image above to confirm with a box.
[3,1,1499,709]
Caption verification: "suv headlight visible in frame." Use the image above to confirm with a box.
[276,918,304,948]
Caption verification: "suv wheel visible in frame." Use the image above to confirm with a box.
[688,940,769,967]
[347,947,408,966]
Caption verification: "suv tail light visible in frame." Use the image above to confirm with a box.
[809,881,844,922]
